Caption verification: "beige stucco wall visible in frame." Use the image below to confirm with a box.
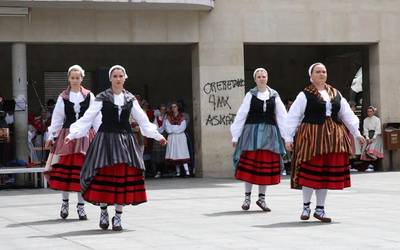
[0,0,214,10]
[1,0,400,175]
[194,0,400,176]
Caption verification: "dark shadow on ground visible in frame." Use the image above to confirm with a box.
[204,210,270,217]
[28,229,134,238]
[7,218,83,228]
[253,221,340,228]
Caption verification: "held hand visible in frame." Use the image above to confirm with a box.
[64,137,72,145]
[232,142,237,148]
[159,138,168,146]
[45,140,54,149]
[358,136,366,145]
[285,142,293,151]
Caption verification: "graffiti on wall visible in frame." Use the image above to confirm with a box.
[202,79,245,126]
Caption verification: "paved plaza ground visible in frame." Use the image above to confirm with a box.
[0,172,399,250]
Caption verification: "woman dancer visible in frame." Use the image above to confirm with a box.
[66,65,167,230]
[46,65,100,220]
[231,68,287,211]
[284,63,365,222]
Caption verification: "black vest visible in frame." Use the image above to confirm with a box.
[302,91,341,124]
[98,100,133,133]
[62,94,91,128]
[245,95,276,125]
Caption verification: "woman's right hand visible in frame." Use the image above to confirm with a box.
[358,136,366,145]
[45,140,53,149]
[285,142,293,151]
[232,142,237,148]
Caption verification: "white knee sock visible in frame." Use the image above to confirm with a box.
[175,166,181,175]
[258,185,267,196]
[183,163,190,175]
[99,203,109,225]
[114,204,123,213]
[245,182,253,194]
[115,204,123,220]
[62,192,69,202]
[77,192,85,205]
[302,186,314,205]
[316,189,328,207]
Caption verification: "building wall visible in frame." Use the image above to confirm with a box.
[197,0,400,174]
[1,0,399,175]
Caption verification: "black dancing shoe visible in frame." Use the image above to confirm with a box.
[112,216,123,231]
[60,202,69,219]
[77,204,87,220]
[256,199,271,212]
[300,207,311,220]
[99,209,109,230]
[241,198,251,211]
[313,209,332,223]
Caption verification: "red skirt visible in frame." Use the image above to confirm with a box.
[235,150,281,185]
[83,164,147,205]
[298,153,351,190]
[48,153,85,192]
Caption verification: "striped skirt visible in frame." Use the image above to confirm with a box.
[235,150,281,185]
[48,153,85,192]
[291,118,353,189]
[83,163,147,206]
[298,152,350,190]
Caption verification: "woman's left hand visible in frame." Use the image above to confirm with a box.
[358,136,366,145]
[64,137,72,145]
[285,142,294,151]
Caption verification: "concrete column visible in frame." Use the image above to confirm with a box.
[191,45,203,176]
[12,43,28,162]
[192,41,245,177]
[369,40,400,171]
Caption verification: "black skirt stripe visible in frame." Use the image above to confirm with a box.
[50,176,81,183]
[239,156,281,167]
[95,173,143,179]
[91,179,145,187]
[298,174,351,183]
[240,155,280,165]
[81,131,145,193]
[87,187,146,194]
[50,170,81,175]
[238,161,281,169]
[236,166,281,176]
[238,161,281,171]
[52,165,82,171]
